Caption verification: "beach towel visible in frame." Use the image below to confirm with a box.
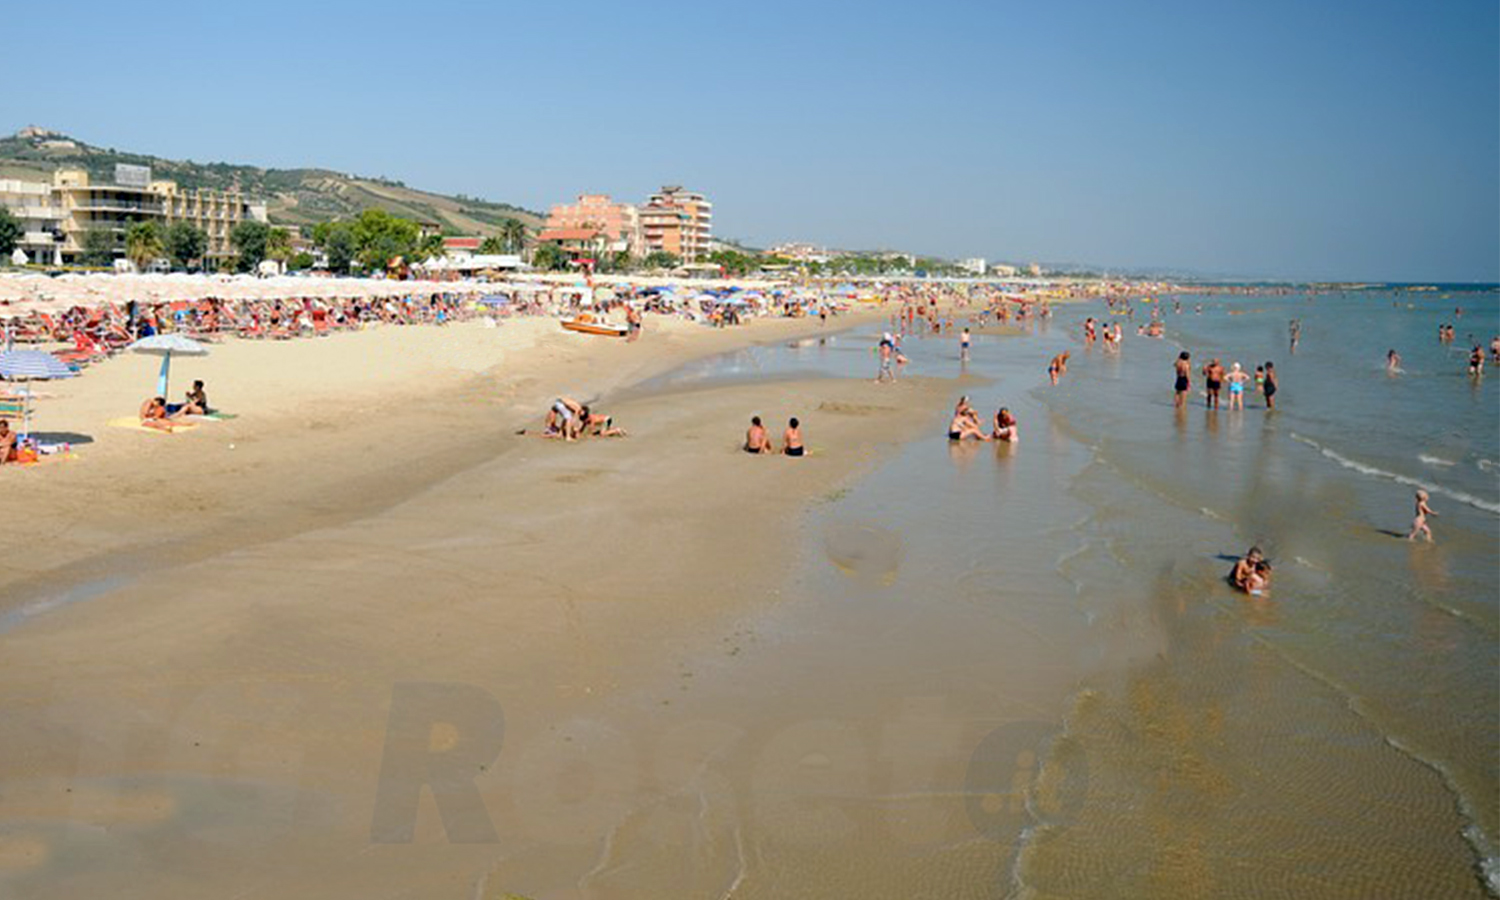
[107,417,198,434]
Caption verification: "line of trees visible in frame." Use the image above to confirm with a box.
[309,209,445,276]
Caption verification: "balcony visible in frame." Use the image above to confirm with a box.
[70,199,165,214]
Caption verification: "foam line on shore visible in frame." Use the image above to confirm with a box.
[1291,433,1500,514]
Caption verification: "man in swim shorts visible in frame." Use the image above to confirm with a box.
[1173,351,1191,409]
[1203,358,1224,409]
[782,417,805,456]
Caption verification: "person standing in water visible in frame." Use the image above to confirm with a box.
[1263,361,1278,409]
[1387,349,1402,374]
[1407,490,1438,542]
[1225,362,1250,410]
[1173,351,1192,409]
[960,327,972,361]
[1469,345,1485,378]
[1203,358,1224,409]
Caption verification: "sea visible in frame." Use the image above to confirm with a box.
[616,285,1499,898]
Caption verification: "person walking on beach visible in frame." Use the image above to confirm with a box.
[1173,351,1192,409]
[745,416,772,454]
[1263,361,1278,409]
[960,327,971,361]
[1407,490,1438,542]
[782,417,805,456]
[1203,358,1224,409]
[876,336,896,383]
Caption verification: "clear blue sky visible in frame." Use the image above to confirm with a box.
[2,0,1495,281]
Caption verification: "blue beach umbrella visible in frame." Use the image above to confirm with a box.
[0,349,77,438]
[129,334,209,399]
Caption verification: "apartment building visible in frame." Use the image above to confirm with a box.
[0,165,268,266]
[545,194,640,256]
[640,185,711,263]
[0,179,65,265]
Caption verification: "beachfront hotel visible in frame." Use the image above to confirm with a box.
[640,185,712,263]
[0,164,267,267]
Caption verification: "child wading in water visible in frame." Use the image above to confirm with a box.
[1406,490,1438,542]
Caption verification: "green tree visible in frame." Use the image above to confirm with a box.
[288,251,315,271]
[499,218,527,253]
[125,221,165,272]
[416,233,445,263]
[164,221,207,271]
[350,209,420,270]
[230,220,271,272]
[265,227,293,270]
[479,235,506,255]
[531,243,569,271]
[642,251,680,271]
[311,220,357,274]
[611,250,633,273]
[0,208,21,259]
[80,229,118,267]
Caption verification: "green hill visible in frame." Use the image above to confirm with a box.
[0,126,543,236]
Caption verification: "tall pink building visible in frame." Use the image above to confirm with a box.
[545,194,640,256]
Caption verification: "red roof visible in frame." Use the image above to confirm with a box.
[443,237,481,250]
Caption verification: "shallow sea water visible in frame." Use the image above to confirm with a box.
[591,293,1497,897]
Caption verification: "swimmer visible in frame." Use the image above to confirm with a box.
[1387,349,1401,374]
[1406,490,1437,542]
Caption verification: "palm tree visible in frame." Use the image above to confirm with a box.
[499,218,528,254]
[125,221,165,272]
[265,227,293,271]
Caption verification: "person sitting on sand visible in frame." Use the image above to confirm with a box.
[1230,546,1271,594]
[185,380,211,415]
[992,407,1019,442]
[745,415,772,454]
[782,417,805,457]
[0,418,14,465]
[139,396,184,432]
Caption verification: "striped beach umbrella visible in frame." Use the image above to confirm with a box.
[0,350,77,438]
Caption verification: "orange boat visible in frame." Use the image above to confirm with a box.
[560,314,628,337]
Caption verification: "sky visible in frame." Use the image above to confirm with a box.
[2,0,1495,281]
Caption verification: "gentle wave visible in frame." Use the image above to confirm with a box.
[1418,454,1457,468]
[1290,434,1500,515]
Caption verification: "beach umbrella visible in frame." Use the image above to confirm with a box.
[129,333,209,398]
[0,350,77,438]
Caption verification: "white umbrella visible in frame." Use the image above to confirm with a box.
[129,334,209,399]
[0,350,77,438]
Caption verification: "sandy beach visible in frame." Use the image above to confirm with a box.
[0,306,972,897]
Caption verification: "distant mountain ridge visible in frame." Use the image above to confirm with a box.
[0,126,543,235]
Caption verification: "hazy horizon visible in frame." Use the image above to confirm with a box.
[1,0,1495,283]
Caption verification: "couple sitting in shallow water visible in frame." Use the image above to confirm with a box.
[1230,546,1273,595]
[745,416,803,456]
[544,396,627,441]
[947,396,1019,443]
